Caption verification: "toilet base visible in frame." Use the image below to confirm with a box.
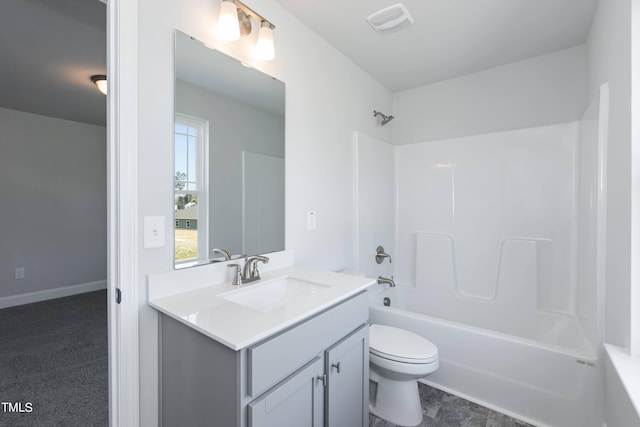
[369,371,423,427]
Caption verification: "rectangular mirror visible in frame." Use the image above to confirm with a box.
[174,30,285,268]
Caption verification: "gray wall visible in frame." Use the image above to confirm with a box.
[0,107,107,299]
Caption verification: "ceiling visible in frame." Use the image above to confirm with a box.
[0,0,600,126]
[273,0,600,92]
[0,0,106,127]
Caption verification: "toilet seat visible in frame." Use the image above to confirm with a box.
[369,324,438,364]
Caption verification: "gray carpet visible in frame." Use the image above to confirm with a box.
[0,290,108,427]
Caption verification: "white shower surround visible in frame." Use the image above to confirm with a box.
[394,121,596,356]
[354,85,608,426]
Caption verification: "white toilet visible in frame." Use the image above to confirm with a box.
[369,324,439,427]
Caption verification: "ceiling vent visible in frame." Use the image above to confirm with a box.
[367,3,414,35]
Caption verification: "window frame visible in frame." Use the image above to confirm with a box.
[174,113,209,266]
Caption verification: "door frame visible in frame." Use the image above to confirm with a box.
[107,0,140,425]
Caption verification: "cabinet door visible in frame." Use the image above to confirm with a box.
[248,357,325,427]
[325,324,369,427]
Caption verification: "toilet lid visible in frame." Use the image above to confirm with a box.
[369,324,438,364]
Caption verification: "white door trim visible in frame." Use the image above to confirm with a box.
[107,0,140,425]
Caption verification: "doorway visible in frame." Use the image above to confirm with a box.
[0,0,109,424]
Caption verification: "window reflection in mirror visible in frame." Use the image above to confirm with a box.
[174,115,208,265]
[174,31,285,268]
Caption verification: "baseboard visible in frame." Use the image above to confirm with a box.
[0,280,107,309]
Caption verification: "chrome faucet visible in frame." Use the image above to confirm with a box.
[377,276,396,287]
[227,263,244,286]
[375,246,392,264]
[227,255,270,286]
[243,255,269,283]
[210,248,231,262]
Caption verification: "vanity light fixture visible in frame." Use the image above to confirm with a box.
[91,75,107,95]
[217,0,241,41]
[216,0,277,61]
[255,21,275,61]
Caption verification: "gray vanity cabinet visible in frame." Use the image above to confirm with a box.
[247,357,325,427]
[325,325,369,427]
[247,325,369,427]
[159,291,369,427]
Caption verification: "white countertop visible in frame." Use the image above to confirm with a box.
[148,265,374,350]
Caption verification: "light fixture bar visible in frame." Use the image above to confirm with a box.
[216,0,276,60]
[231,0,275,30]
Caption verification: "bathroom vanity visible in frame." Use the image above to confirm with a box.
[149,262,373,427]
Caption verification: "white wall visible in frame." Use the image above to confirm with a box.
[587,0,632,351]
[0,107,106,300]
[590,0,640,425]
[604,347,640,427]
[392,45,588,145]
[353,132,394,279]
[632,0,640,359]
[137,0,392,424]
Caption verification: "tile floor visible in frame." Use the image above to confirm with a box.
[369,382,534,427]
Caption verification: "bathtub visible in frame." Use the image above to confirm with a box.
[368,286,604,427]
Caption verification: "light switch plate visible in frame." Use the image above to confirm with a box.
[307,211,316,230]
[144,216,165,249]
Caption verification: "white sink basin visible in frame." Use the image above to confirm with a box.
[220,276,331,312]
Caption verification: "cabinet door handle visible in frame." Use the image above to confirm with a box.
[316,374,327,386]
[331,362,341,373]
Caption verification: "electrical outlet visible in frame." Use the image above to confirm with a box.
[14,268,25,280]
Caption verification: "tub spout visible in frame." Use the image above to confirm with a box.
[377,276,396,287]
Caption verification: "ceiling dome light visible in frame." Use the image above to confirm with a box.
[91,75,107,95]
[217,0,240,41]
[255,21,275,61]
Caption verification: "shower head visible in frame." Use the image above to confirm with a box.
[373,110,395,126]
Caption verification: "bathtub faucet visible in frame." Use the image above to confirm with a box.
[375,246,392,264]
[377,276,396,287]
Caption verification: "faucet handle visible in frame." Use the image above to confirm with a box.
[375,246,392,264]
[252,256,269,275]
[227,263,243,286]
[242,256,270,283]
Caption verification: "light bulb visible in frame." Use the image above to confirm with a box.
[217,0,240,41]
[91,75,107,96]
[255,22,275,61]
[95,79,108,95]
